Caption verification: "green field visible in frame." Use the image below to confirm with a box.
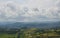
[0,28,60,38]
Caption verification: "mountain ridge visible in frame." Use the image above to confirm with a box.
[0,21,60,29]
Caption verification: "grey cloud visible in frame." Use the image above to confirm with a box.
[0,0,60,22]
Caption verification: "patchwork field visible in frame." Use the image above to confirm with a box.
[0,28,60,38]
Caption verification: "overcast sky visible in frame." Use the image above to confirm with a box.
[0,0,60,22]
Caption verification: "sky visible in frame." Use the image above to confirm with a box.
[0,0,60,22]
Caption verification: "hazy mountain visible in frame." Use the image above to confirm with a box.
[0,21,60,29]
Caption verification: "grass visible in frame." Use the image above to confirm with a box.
[0,28,60,38]
[0,33,17,38]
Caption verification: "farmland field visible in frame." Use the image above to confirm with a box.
[0,28,60,38]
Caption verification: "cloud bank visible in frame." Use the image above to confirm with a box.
[0,0,60,22]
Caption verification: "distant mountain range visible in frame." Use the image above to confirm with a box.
[0,21,60,29]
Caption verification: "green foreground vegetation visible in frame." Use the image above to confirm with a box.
[0,28,60,38]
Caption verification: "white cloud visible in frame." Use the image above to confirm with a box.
[0,0,60,22]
